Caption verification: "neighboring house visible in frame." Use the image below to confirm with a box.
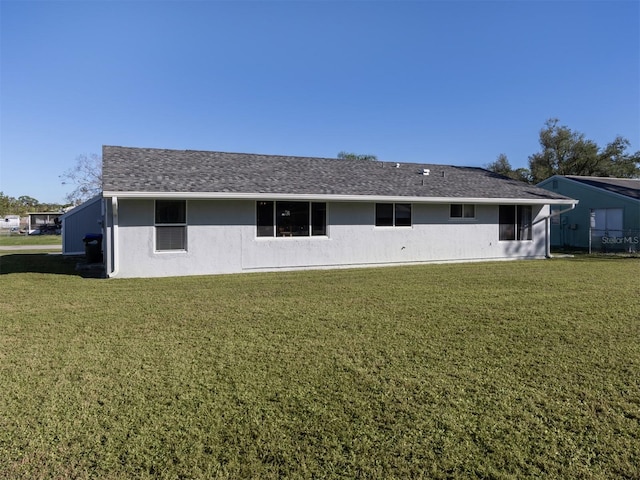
[538,175,640,252]
[1,215,20,229]
[27,212,62,234]
[98,146,576,278]
[60,196,103,255]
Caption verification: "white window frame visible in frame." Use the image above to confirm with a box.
[499,205,533,242]
[256,201,328,238]
[155,200,187,252]
[450,204,476,219]
[375,203,412,227]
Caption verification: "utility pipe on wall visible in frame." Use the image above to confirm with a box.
[533,203,577,258]
[108,196,119,278]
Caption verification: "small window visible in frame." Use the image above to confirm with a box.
[450,204,475,218]
[375,203,394,227]
[376,203,412,227]
[311,202,326,236]
[257,201,274,237]
[395,203,412,226]
[155,200,186,251]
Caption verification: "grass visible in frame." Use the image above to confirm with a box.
[0,257,639,479]
[0,232,62,246]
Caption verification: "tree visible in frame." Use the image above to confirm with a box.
[528,119,640,183]
[485,154,531,183]
[60,153,103,204]
[0,192,64,216]
[337,151,378,161]
[17,195,40,210]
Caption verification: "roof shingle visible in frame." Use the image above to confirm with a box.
[102,146,572,202]
[565,176,640,201]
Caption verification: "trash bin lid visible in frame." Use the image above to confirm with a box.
[83,233,103,241]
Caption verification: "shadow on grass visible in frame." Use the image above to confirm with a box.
[0,253,103,277]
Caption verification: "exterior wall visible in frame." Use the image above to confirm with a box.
[28,213,62,233]
[106,199,549,278]
[538,177,640,249]
[1,215,21,229]
[61,197,103,255]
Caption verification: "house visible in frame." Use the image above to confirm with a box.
[59,196,103,255]
[98,145,577,278]
[27,212,62,234]
[1,215,21,230]
[537,175,640,252]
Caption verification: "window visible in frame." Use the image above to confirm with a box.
[257,201,274,237]
[155,200,186,250]
[499,205,532,241]
[257,201,326,237]
[450,204,475,219]
[375,203,412,227]
[311,202,327,236]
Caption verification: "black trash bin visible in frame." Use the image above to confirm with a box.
[83,233,103,263]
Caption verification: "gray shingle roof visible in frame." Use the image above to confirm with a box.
[565,176,640,201]
[102,146,573,202]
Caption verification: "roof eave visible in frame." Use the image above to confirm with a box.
[102,191,577,205]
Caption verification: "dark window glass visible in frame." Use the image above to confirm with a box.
[155,200,186,251]
[375,203,394,226]
[311,202,326,236]
[257,201,274,237]
[257,201,326,237]
[463,204,475,218]
[395,203,412,227]
[499,205,516,240]
[500,205,533,241]
[517,205,532,240]
[156,200,186,224]
[276,201,309,237]
[451,204,475,218]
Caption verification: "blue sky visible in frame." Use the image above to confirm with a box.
[1,0,638,204]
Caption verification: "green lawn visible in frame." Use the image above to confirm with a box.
[0,232,62,246]
[1,257,639,479]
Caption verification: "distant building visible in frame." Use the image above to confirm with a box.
[1,215,21,229]
[27,212,62,234]
[537,175,640,252]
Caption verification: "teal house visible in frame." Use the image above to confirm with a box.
[537,175,640,252]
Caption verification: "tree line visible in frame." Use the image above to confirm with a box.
[0,193,66,217]
[486,118,640,183]
[5,119,637,215]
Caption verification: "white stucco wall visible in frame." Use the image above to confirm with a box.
[105,199,549,278]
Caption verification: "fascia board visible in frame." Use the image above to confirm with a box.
[102,191,577,205]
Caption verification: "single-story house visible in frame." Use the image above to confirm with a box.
[94,145,577,278]
[1,215,21,229]
[27,212,62,234]
[537,175,640,252]
[60,195,103,255]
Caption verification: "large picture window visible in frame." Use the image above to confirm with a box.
[375,203,412,227]
[155,200,186,250]
[499,205,532,241]
[257,201,326,237]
